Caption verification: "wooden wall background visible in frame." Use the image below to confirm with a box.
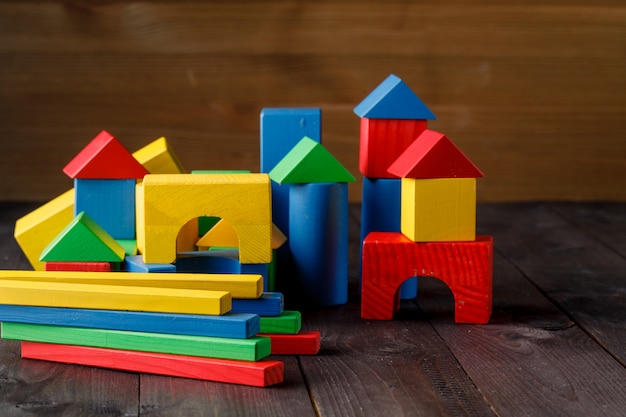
[1,0,625,202]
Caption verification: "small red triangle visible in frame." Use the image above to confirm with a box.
[387,130,483,179]
[63,131,149,179]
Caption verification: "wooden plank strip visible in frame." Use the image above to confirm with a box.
[21,342,283,387]
[417,250,626,417]
[259,311,302,334]
[479,203,626,364]
[259,331,321,355]
[0,304,259,339]
[0,269,263,299]
[231,292,284,316]
[0,279,231,315]
[2,322,271,362]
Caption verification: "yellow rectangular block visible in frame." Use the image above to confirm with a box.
[132,136,185,174]
[140,174,272,264]
[401,178,476,242]
[0,279,231,315]
[14,189,75,270]
[0,270,263,299]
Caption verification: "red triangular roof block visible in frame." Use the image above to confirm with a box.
[63,130,149,179]
[387,129,484,179]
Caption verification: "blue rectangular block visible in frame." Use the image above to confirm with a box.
[74,178,136,239]
[0,304,259,339]
[231,292,284,317]
[124,255,175,273]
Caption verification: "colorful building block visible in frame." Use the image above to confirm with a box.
[132,136,185,175]
[138,174,272,264]
[358,118,427,178]
[44,261,115,272]
[21,343,284,387]
[361,232,493,324]
[124,255,176,273]
[74,178,136,239]
[40,211,125,262]
[0,279,231,315]
[63,130,149,179]
[353,74,437,120]
[117,239,138,256]
[0,270,263,299]
[289,182,348,306]
[13,189,74,270]
[231,292,284,317]
[387,129,484,179]
[258,331,321,355]
[401,178,477,242]
[360,177,417,299]
[269,137,355,184]
[2,323,271,361]
[259,311,302,334]
[196,219,240,249]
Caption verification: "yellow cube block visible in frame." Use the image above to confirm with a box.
[401,178,476,242]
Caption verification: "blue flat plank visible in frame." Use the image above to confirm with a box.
[0,304,259,339]
[124,254,175,273]
[231,292,284,317]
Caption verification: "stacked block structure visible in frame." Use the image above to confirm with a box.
[356,74,494,324]
[8,131,323,388]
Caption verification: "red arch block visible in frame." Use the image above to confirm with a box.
[361,232,493,324]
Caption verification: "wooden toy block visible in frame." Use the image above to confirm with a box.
[358,117,427,178]
[13,189,74,270]
[44,261,114,272]
[361,232,493,324]
[63,130,149,179]
[21,343,284,387]
[0,304,259,339]
[132,136,185,174]
[0,279,231,315]
[2,322,271,362]
[74,178,136,239]
[139,174,272,264]
[361,177,417,299]
[176,217,199,253]
[196,219,240,249]
[116,239,137,256]
[269,137,355,185]
[261,108,321,240]
[401,178,477,242]
[387,129,484,179]
[259,311,302,334]
[0,270,263,299]
[231,292,284,317]
[258,331,321,355]
[176,250,240,273]
[40,211,125,262]
[124,254,175,273]
[353,74,437,120]
[289,182,348,306]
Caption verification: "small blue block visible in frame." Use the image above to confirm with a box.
[74,178,136,239]
[231,292,284,317]
[124,255,175,273]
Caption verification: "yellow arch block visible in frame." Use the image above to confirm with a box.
[139,174,272,264]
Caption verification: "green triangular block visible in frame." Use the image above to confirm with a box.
[269,137,355,184]
[40,212,125,262]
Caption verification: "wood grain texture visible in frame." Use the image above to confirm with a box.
[1,1,625,203]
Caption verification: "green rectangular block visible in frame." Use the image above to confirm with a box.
[2,322,270,362]
[259,310,302,334]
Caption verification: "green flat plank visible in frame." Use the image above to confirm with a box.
[2,322,270,362]
[260,310,302,334]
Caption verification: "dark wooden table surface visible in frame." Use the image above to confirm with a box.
[0,202,625,417]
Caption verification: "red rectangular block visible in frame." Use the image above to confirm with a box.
[259,330,321,355]
[45,262,114,272]
[21,342,284,387]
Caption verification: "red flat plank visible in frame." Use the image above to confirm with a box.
[21,342,284,387]
[259,331,321,355]
[44,261,113,272]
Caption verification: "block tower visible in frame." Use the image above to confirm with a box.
[357,75,494,324]
[354,74,437,298]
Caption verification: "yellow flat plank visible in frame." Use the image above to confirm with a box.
[0,279,231,315]
[0,270,263,299]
